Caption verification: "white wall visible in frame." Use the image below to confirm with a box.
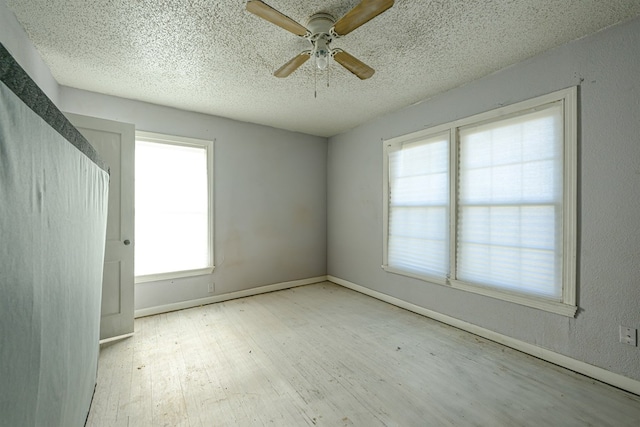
[0,1,58,102]
[60,87,328,311]
[328,17,640,382]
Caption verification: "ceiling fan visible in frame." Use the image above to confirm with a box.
[246,0,394,80]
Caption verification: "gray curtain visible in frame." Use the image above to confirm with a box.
[0,44,109,427]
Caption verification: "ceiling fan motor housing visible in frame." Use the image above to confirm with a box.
[307,13,335,37]
[307,13,335,68]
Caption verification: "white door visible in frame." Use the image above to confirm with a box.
[66,113,135,340]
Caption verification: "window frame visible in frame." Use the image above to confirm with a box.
[383,87,577,316]
[134,131,215,284]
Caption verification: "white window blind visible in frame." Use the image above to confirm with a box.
[383,87,577,316]
[457,104,564,299]
[387,133,449,278]
[135,135,213,279]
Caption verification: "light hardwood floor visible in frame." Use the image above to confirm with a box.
[86,282,640,426]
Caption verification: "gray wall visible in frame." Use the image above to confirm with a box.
[60,87,327,311]
[328,17,640,382]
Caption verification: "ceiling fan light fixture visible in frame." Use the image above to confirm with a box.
[313,37,330,70]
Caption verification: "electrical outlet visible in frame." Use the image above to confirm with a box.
[208,283,215,293]
[619,326,637,346]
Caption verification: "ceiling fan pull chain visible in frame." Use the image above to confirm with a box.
[314,66,318,98]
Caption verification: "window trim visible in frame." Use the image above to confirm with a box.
[134,131,215,284]
[383,87,577,316]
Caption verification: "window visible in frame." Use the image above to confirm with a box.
[386,132,450,279]
[135,131,214,282]
[383,88,577,316]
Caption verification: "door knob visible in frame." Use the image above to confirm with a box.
[124,239,131,245]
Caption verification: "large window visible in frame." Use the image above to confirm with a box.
[383,88,577,316]
[135,132,214,282]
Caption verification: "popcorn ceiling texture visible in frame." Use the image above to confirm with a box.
[5,0,640,137]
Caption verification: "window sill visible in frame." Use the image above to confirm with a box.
[450,279,577,317]
[382,265,448,287]
[382,265,577,317]
[135,267,215,284]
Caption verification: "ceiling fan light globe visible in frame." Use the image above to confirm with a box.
[316,55,329,70]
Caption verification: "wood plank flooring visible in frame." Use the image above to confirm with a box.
[86,282,640,426]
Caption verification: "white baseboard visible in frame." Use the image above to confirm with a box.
[327,275,640,396]
[134,276,328,318]
[99,332,134,345]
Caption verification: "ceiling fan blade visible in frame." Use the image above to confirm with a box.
[274,52,311,78]
[333,50,375,80]
[246,1,309,37]
[333,0,394,36]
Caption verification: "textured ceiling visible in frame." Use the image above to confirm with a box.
[5,0,640,137]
